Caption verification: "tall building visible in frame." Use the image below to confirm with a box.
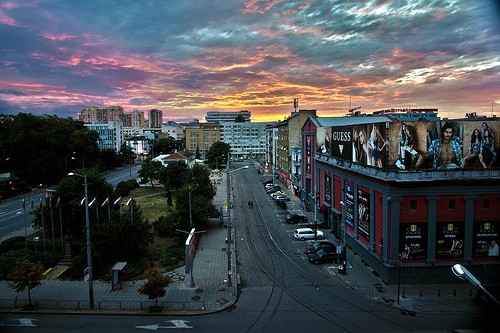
[148,109,163,128]
[206,110,251,123]
[79,106,124,123]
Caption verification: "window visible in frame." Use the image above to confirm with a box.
[483,199,489,209]
[449,199,456,210]
[410,200,417,210]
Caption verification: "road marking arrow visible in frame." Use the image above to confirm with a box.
[0,318,37,327]
[135,320,193,330]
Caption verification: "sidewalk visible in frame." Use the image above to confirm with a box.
[0,167,487,316]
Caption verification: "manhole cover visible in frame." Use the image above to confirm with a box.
[195,288,204,293]
[192,295,201,301]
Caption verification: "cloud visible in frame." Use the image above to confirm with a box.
[0,0,498,121]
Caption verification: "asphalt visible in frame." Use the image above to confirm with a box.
[0,168,489,317]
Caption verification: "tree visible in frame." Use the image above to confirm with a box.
[206,141,231,169]
[9,260,44,308]
[138,267,171,309]
[137,158,163,187]
[157,161,189,207]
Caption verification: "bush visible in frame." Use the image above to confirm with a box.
[159,245,184,267]
[114,180,139,197]
[154,215,179,237]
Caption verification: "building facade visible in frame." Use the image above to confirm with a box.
[184,122,221,159]
[206,110,251,123]
[220,122,268,160]
[148,109,163,128]
[301,115,500,284]
[84,121,124,152]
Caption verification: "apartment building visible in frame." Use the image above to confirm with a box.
[84,121,124,152]
[184,122,221,159]
[220,122,268,160]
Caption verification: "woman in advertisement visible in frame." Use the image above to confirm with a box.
[353,126,370,166]
[369,124,385,168]
[462,128,487,168]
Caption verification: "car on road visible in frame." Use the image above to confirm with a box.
[276,200,287,209]
[293,228,324,240]
[305,240,338,254]
[265,183,279,189]
[286,213,309,224]
[308,249,343,265]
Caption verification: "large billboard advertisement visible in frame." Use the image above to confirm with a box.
[357,188,370,239]
[474,221,499,257]
[399,223,427,260]
[436,222,464,258]
[317,119,499,170]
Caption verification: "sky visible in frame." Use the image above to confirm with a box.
[0,0,499,123]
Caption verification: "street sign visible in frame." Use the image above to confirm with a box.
[84,267,91,282]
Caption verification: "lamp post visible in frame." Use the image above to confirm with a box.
[68,172,94,309]
[339,200,347,274]
[451,264,499,305]
[225,159,248,286]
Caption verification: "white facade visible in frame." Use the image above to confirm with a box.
[85,121,124,152]
[161,122,184,140]
[221,122,269,159]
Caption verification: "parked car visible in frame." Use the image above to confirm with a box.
[293,228,324,240]
[265,183,279,189]
[270,191,286,198]
[308,249,343,265]
[262,179,274,185]
[305,240,338,254]
[273,194,290,202]
[265,186,281,194]
[286,213,309,224]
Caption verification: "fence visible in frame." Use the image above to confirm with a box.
[0,298,206,313]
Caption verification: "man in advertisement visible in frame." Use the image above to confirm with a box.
[416,122,463,169]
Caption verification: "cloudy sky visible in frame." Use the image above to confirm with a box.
[0,0,499,123]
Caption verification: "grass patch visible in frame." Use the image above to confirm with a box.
[131,187,168,223]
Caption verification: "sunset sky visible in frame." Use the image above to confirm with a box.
[0,0,499,123]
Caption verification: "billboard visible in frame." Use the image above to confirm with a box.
[399,223,427,260]
[436,222,464,258]
[357,189,370,239]
[317,119,499,171]
[474,221,499,257]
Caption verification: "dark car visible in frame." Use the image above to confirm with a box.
[265,186,281,194]
[286,213,308,224]
[308,249,343,265]
[305,240,337,254]
[262,179,274,185]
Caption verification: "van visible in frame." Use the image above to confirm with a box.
[293,228,324,241]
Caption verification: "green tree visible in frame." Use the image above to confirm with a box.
[172,164,218,230]
[206,141,231,169]
[157,161,189,207]
[138,267,171,308]
[137,158,163,187]
[8,260,44,308]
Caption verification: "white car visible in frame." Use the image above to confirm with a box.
[270,191,286,198]
[293,228,324,241]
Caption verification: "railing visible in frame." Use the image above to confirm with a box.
[0,298,206,312]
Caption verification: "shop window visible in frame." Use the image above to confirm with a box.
[449,199,456,210]
[410,200,417,211]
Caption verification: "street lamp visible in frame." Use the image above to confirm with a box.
[226,160,249,286]
[339,200,347,274]
[68,172,94,308]
[451,264,499,305]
